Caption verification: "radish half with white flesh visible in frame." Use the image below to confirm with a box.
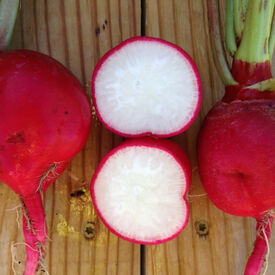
[92,37,202,137]
[91,138,191,244]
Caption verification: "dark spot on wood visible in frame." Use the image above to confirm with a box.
[18,261,21,264]
[83,221,95,240]
[195,220,209,237]
[95,27,100,35]
[103,24,105,30]
[70,189,86,197]
[6,132,25,144]
[64,111,69,115]
[0,145,4,150]
[105,19,108,25]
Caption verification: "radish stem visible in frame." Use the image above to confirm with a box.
[225,0,237,56]
[207,0,237,85]
[22,193,47,244]
[246,78,275,92]
[269,13,275,61]
[23,216,42,275]
[233,0,248,43]
[21,193,47,274]
[0,0,20,51]
[235,0,275,63]
[244,214,274,275]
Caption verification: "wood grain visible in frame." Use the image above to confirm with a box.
[0,0,140,274]
[145,0,275,275]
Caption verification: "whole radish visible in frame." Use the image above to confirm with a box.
[92,36,202,138]
[91,138,191,244]
[198,1,275,274]
[0,50,91,274]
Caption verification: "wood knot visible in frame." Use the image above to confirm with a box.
[83,221,95,240]
[195,220,209,237]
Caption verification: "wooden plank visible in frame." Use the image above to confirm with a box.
[2,0,275,275]
[0,0,141,274]
[145,0,275,275]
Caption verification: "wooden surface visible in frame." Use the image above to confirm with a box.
[0,0,274,274]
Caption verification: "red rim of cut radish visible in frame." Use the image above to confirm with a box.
[91,138,191,244]
[92,36,202,138]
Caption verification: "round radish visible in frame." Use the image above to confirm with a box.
[91,138,191,244]
[198,99,275,218]
[0,50,91,274]
[92,37,202,138]
[201,1,275,274]
[198,97,275,275]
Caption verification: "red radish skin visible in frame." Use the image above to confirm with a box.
[198,97,275,275]
[198,99,275,218]
[91,138,191,245]
[0,50,91,274]
[92,36,202,138]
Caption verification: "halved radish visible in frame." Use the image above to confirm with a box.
[92,37,202,137]
[91,138,191,244]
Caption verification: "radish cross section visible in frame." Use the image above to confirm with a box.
[91,138,191,244]
[92,37,202,137]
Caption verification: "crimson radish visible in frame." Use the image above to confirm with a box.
[0,50,91,274]
[198,1,275,274]
[92,36,202,138]
[91,138,191,244]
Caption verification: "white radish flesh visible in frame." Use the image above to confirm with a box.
[91,139,190,244]
[93,37,202,137]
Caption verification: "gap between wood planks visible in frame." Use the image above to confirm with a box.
[140,1,146,274]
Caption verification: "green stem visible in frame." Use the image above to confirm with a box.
[269,12,275,60]
[235,0,275,63]
[0,0,20,51]
[226,0,237,56]
[233,0,248,42]
[246,78,275,91]
[207,0,238,86]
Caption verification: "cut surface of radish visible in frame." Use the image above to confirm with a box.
[92,37,202,137]
[91,138,190,244]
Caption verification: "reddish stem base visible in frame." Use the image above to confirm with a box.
[244,214,274,275]
[232,60,272,86]
[224,85,275,102]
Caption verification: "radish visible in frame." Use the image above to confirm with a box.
[198,1,275,274]
[0,50,91,274]
[92,36,202,138]
[91,138,191,244]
